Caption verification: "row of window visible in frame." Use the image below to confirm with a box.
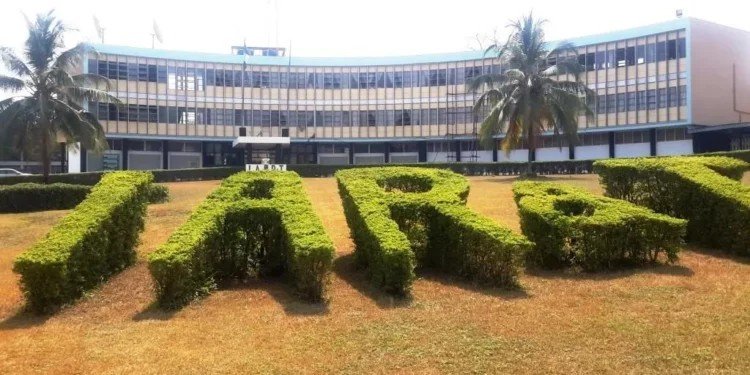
[91,84,685,126]
[88,36,685,90]
[92,102,478,127]
[89,59,491,90]
[595,85,687,113]
[108,128,690,159]
[577,38,686,71]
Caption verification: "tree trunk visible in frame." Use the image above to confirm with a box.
[525,124,535,176]
[41,131,50,184]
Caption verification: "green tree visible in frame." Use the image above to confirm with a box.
[0,11,119,182]
[468,13,594,175]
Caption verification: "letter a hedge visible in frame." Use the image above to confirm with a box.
[513,181,686,270]
[594,156,750,255]
[148,171,334,309]
[336,167,531,295]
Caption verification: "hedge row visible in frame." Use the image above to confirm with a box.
[0,183,91,213]
[1,150,748,186]
[148,171,335,309]
[13,172,154,313]
[336,167,531,294]
[513,181,686,270]
[594,156,750,255]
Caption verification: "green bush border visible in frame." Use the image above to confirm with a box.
[594,156,750,255]
[513,181,686,270]
[13,171,154,313]
[336,167,531,295]
[147,171,335,309]
[0,183,91,213]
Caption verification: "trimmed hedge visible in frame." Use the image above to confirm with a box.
[0,150,748,186]
[148,171,335,309]
[513,181,686,270]
[594,156,750,255]
[146,184,170,203]
[13,171,153,313]
[336,167,532,295]
[0,183,91,213]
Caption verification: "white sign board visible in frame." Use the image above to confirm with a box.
[246,164,287,171]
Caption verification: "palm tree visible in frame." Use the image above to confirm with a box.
[468,13,594,175]
[0,11,119,182]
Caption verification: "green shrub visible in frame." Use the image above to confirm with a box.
[0,183,91,213]
[512,181,686,271]
[13,171,153,313]
[148,171,335,309]
[146,184,170,203]
[594,156,750,255]
[336,167,531,295]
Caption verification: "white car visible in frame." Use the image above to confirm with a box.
[0,168,31,177]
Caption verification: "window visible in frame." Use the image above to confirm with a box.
[615,130,650,144]
[635,45,645,64]
[656,41,667,61]
[667,39,677,60]
[617,93,627,112]
[595,51,606,70]
[580,133,609,146]
[679,85,687,106]
[636,91,646,110]
[427,142,454,153]
[658,88,668,108]
[626,92,636,111]
[607,94,616,113]
[616,48,626,67]
[677,37,686,59]
[390,143,417,153]
[625,46,635,66]
[643,44,655,63]
[647,89,657,110]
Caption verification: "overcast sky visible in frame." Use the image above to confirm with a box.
[1,0,747,100]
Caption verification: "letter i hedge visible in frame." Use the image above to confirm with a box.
[14,171,155,313]
[336,167,532,295]
[148,171,335,309]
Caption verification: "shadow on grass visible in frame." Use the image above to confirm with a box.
[526,262,694,281]
[133,277,329,320]
[333,253,413,309]
[132,302,179,322]
[684,245,750,265]
[334,253,529,306]
[417,269,530,300]
[0,309,51,331]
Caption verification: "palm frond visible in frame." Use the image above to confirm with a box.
[0,75,26,92]
[53,43,94,72]
[0,47,32,77]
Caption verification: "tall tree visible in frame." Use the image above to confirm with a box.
[468,13,594,175]
[0,11,119,182]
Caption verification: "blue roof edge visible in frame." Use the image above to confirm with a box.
[88,18,692,67]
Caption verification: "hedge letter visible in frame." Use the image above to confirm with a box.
[513,181,686,270]
[594,156,750,255]
[336,167,531,295]
[148,171,335,309]
[14,171,154,313]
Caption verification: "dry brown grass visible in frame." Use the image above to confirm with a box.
[0,174,749,374]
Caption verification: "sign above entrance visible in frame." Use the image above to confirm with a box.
[246,164,287,172]
[232,136,291,149]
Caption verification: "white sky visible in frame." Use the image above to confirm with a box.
[1,0,748,100]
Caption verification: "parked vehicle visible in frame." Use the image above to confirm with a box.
[0,168,31,177]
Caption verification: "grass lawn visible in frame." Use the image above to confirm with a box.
[0,174,749,374]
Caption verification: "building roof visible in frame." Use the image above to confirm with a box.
[89,17,693,67]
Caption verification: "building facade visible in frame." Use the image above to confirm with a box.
[64,17,750,172]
